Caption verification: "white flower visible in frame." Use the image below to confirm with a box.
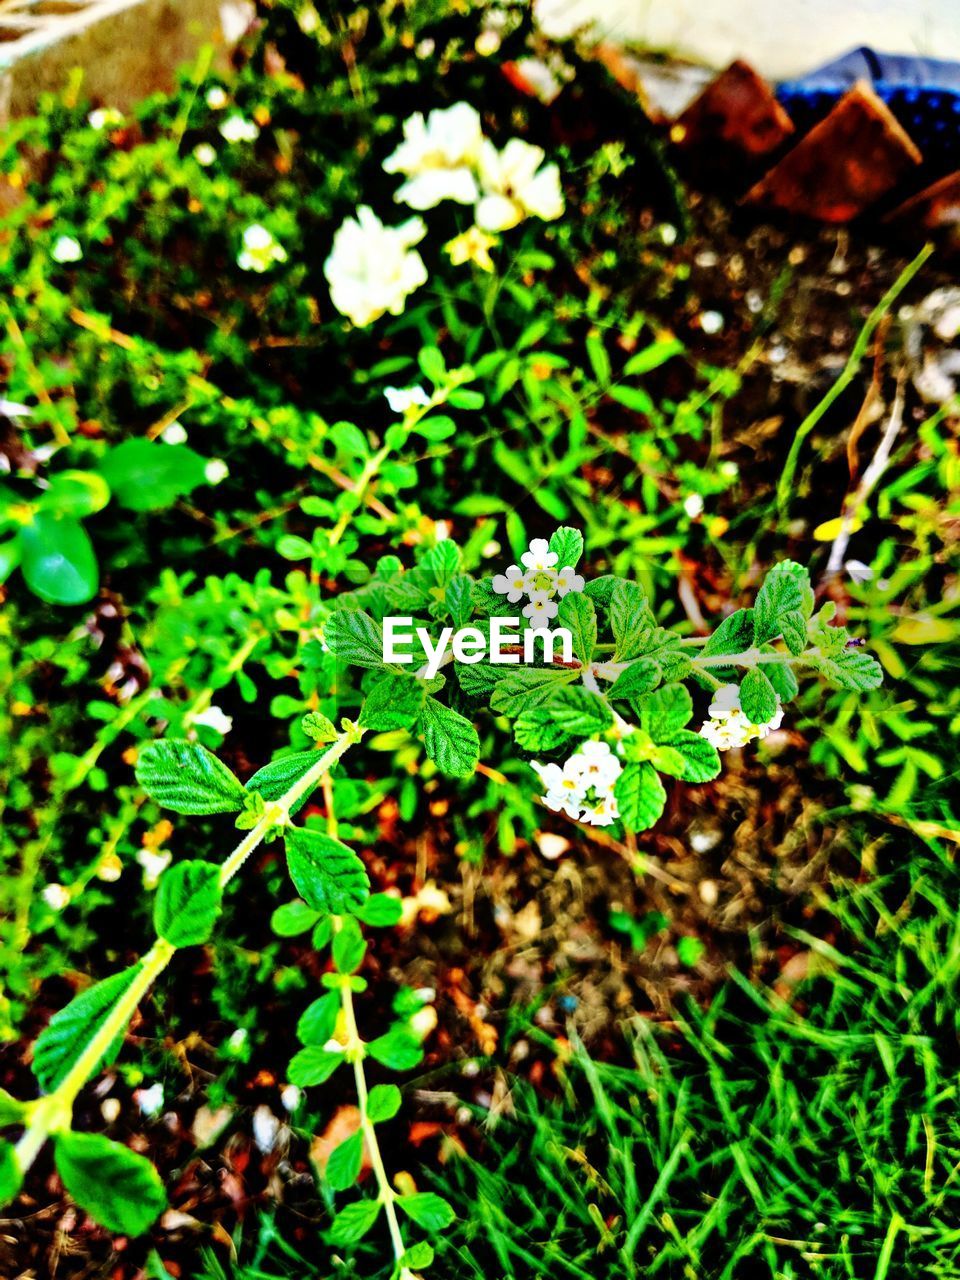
[384,385,431,414]
[281,1085,302,1112]
[51,235,82,264]
[683,493,705,519]
[384,103,483,210]
[555,566,584,596]
[190,704,233,735]
[532,761,583,819]
[492,564,526,603]
[522,593,559,628]
[324,206,427,328]
[700,682,783,750]
[88,108,123,131]
[520,538,558,572]
[137,847,171,889]
[475,138,564,231]
[42,882,70,911]
[206,86,229,110]
[205,459,229,485]
[137,1082,164,1117]
[252,1104,280,1153]
[238,223,287,273]
[193,142,217,167]
[566,740,621,788]
[219,114,259,143]
[579,791,619,827]
[700,310,725,335]
[161,422,188,445]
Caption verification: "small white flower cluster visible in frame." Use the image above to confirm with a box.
[323,104,565,328]
[324,206,427,328]
[384,384,431,414]
[51,235,82,264]
[698,684,783,751]
[219,114,259,144]
[533,741,621,827]
[383,102,564,233]
[492,537,584,629]
[237,223,288,273]
[88,107,124,132]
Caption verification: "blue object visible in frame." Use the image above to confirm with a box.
[777,47,960,174]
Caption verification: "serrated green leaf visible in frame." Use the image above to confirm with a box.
[154,860,222,947]
[302,711,338,743]
[765,659,799,702]
[398,1191,456,1231]
[557,593,596,664]
[324,610,386,669]
[548,527,583,568]
[297,991,341,1046]
[609,658,661,702]
[136,740,246,815]
[367,1083,402,1123]
[514,687,611,752]
[488,666,578,715]
[288,1046,344,1087]
[367,1025,424,1071]
[418,697,479,777]
[285,827,370,918]
[660,730,721,782]
[33,965,142,1093]
[703,609,754,658]
[54,1132,167,1236]
[614,762,667,831]
[359,673,425,731]
[245,750,321,816]
[610,581,654,661]
[326,1131,364,1191]
[740,668,778,724]
[640,684,693,742]
[754,566,804,643]
[401,1241,435,1269]
[328,1198,382,1246]
[814,648,884,691]
[445,574,475,628]
[271,900,321,937]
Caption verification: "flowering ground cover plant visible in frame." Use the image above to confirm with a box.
[0,2,957,1278]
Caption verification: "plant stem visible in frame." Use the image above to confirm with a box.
[775,242,933,520]
[15,728,361,1177]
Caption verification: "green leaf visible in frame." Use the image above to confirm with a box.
[328,1199,382,1246]
[0,1088,27,1126]
[814,648,884,691]
[154,860,222,947]
[610,581,654,661]
[398,1191,456,1232]
[297,991,341,1046]
[302,711,338,743]
[401,1241,435,1269]
[514,687,611,752]
[20,511,98,605]
[359,673,425,730]
[367,1083,402,1123]
[640,684,693,742]
[324,610,386,669]
[98,438,208,512]
[271,900,321,937]
[609,658,661,702]
[754,565,803,641]
[33,965,142,1093]
[136,740,246,815]
[355,893,403,927]
[245,750,321,816]
[548,527,583,569]
[0,1140,23,1209]
[765,659,799,702]
[677,936,706,967]
[39,470,110,518]
[703,609,754,658]
[288,1046,343,1087]
[332,916,366,974]
[614,763,667,831]
[661,730,721,782]
[326,1131,364,1191]
[557,593,596,664]
[418,697,479,777]
[285,827,370,918]
[488,666,578,715]
[445,574,475,628]
[740,668,778,724]
[54,1132,167,1236]
[367,1025,424,1071]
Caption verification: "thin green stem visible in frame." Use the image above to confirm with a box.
[15,727,362,1178]
[776,243,933,520]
